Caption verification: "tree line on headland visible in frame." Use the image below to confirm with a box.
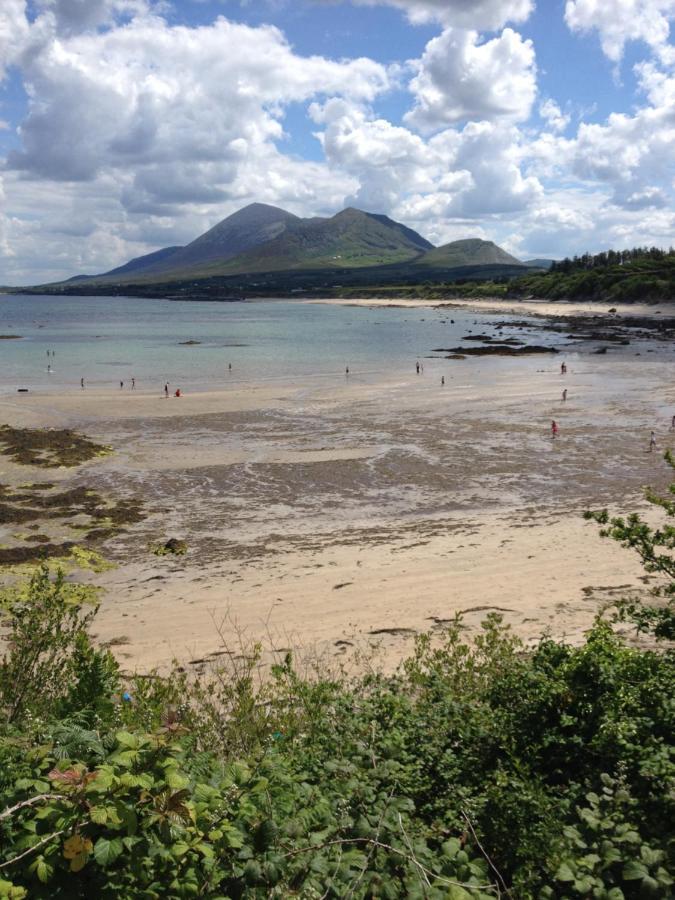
[509,248,675,303]
[550,246,675,274]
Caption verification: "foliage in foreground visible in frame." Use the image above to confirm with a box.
[584,450,675,640]
[0,457,674,898]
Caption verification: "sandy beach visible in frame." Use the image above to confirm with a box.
[1,297,674,673]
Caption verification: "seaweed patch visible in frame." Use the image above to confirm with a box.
[0,480,145,568]
[0,425,112,467]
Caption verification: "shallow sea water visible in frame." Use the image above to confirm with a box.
[0,294,564,393]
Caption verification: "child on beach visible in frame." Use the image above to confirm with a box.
[551,420,559,439]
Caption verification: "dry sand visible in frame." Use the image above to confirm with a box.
[1,298,674,673]
[311,295,675,318]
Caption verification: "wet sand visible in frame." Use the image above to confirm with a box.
[1,298,674,672]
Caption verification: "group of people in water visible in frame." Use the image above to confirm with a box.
[551,361,568,439]
[53,353,671,451]
[550,360,669,452]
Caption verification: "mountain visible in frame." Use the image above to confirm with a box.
[416,239,523,269]
[68,205,524,289]
[89,205,434,283]
[209,207,434,276]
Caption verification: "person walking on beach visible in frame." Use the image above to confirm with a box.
[47,364,51,374]
[416,361,420,374]
[131,377,135,390]
[649,431,657,452]
[164,382,169,398]
[441,376,445,386]
[80,377,84,389]
[551,420,559,439]
[562,389,567,402]
[560,362,567,375]
[120,380,124,389]
[228,363,232,371]
[345,366,349,376]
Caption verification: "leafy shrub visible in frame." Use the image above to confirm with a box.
[0,567,119,728]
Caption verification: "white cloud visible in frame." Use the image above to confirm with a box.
[313,97,435,210]
[315,97,542,220]
[405,27,536,131]
[565,0,675,63]
[635,60,675,108]
[539,98,570,133]
[311,0,533,30]
[0,178,12,260]
[35,0,154,34]
[436,120,543,216]
[571,106,675,208]
[0,0,30,81]
[7,15,390,191]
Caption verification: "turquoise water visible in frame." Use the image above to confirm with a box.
[0,294,559,393]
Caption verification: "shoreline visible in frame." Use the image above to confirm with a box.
[308,295,675,318]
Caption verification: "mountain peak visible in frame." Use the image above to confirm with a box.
[227,201,298,221]
[333,206,367,220]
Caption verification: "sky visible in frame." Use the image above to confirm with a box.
[0,1,674,284]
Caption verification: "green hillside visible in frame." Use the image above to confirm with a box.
[157,207,433,278]
[510,248,675,302]
[417,238,523,269]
